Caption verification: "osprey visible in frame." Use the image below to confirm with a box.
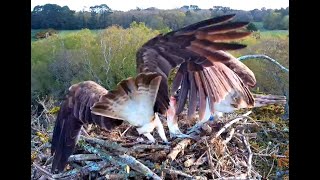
[51,14,285,173]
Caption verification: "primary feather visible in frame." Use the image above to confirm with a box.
[136,14,255,118]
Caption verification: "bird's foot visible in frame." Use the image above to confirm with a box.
[162,141,172,145]
[186,124,202,135]
[170,131,199,140]
[172,132,196,139]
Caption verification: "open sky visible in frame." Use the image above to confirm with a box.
[31,0,289,11]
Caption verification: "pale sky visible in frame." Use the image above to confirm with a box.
[31,0,289,12]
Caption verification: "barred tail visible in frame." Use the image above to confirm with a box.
[253,94,287,107]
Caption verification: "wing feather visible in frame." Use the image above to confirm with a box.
[51,81,123,173]
[91,73,162,120]
[136,14,256,118]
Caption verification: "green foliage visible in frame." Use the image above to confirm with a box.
[263,11,288,30]
[32,3,288,31]
[247,23,258,31]
[31,24,159,101]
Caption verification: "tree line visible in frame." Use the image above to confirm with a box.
[31,4,289,31]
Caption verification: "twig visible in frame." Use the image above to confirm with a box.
[80,143,162,179]
[240,134,253,178]
[80,135,129,153]
[164,168,194,179]
[184,157,196,168]
[80,126,90,137]
[52,161,108,179]
[120,125,132,137]
[204,138,217,179]
[225,147,240,169]
[266,158,275,179]
[32,162,54,180]
[99,166,118,175]
[68,154,102,162]
[131,144,170,152]
[253,153,286,158]
[216,175,253,180]
[167,139,191,161]
[118,154,162,180]
[238,54,289,72]
[211,111,251,143]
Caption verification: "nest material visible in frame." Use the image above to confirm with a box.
[31,100,289,180]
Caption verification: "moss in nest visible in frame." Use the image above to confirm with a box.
[47,106,60,114]
[36,131,49,143]
[31,151,37,163]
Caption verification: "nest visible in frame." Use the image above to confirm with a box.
[31,98,289,180]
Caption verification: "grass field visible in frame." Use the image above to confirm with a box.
[31,29,102,42]
[31,28,288,42]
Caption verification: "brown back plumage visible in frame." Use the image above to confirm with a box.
[136,14,255,117]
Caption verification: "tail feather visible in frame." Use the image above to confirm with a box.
[253,94,287,107]
[91,72,162,120]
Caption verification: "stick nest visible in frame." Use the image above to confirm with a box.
[31,98,289,180]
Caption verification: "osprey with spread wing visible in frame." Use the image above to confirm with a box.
[50,14,285,173]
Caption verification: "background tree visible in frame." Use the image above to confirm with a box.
[31,3,288,31]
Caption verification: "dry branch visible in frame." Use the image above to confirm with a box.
[52,161,108,179]
[167,139,192,161]
[80,135,129,153]
[164,168,194,178]
[32,163,54,180]
[80,142,161,180]
[211,111,252,143]
[130,144,170,152]
[68,154,102,162]
[253,153,286,158]
[32,95,288,179]
[238,54,289,73]
[119,154,162,180]
[240,133,253,178]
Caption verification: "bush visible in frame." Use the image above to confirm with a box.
[31,23,159,102]
[247,23,258,31]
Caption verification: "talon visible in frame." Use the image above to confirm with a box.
[136,137,145,143]
[146,140,155,144]
[175,133,192,139]
[186,125,201,134]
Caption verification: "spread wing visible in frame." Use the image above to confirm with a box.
[51,81,123,173]
[51,73,162,173]
[91,72,162,121]
[136,14,256,116]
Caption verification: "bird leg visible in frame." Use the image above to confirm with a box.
[136,113,169,144]
[166,96,193,139]
[136,122,157,143]
[167,115,192,139]
[187,117,211,134]
[143,133,156,143]
[187,98,213,134]
[154,113,169,143]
